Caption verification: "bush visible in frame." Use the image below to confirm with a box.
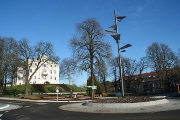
[4,84,86,97]
[3,85,26,96]
[44,85,66,93]
[67,85,86,92]
[46,86,56,93]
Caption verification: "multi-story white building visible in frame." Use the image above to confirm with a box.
[15,57,59,85]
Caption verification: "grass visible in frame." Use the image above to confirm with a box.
[67,85,86,92]
[44,85,66,93]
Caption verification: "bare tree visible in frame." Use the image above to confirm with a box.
[0,37,20,95]
[146,42,177,88]
[69,18,112,98]
[122,57,138,92]
[110,57,119,92]
[178,49,180,65]
[94,57,110,93]
[166,49,180,90]
[18,39,59,98]
[4,37,20,87]
[136,57,149,93]
[0,37,6,94]
[60,58,78,85]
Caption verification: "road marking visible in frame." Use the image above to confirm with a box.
[0,104,10,109]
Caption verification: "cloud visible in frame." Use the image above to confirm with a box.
[132,6,143,17]
[137,6,143,13]
[131,21,138,24]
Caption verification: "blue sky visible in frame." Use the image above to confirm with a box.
[0,0,180,86]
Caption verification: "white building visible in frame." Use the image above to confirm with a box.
[16,57,59,85]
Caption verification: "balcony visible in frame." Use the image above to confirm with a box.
[42,72,48,76]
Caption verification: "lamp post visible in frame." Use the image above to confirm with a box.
[105,10,131,97]
[118,44,131,97]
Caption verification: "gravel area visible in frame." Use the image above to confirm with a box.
[59,99,180,113]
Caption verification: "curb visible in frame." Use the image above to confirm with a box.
[0,97,92,103]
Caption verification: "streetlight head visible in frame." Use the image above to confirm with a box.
[111,34,120,41]
[105,30,117,34]
[109,25,117,31]
[121,50,126,52]
[126,44,132,47]
[117,16,126,22]
[120,44,132,50]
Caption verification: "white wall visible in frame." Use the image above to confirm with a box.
[16,59,59,85]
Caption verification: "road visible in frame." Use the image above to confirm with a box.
[0,99,180,120]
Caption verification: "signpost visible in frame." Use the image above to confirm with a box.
[87,86,97,99]
[56,86,59,101]
[87,86,97,89]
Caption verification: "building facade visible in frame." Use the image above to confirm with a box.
[15,58,59,85]
[124,71,180,93]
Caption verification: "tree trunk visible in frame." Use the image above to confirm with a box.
[90,56,94,99]
[68,70,71,85]
[24,59,29,98]
[0,72,4,96]
[24,70,29,98]
[90,39,94,99]
[0,79,3,96]
[114,67,117,92]
[103,75,107,93]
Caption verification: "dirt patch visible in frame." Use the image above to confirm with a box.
[92,97,163,103]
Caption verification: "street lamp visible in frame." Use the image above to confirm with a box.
[120,44,132,50]
[105,10,131,97]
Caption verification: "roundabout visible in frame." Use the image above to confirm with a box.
[59,98,180,113]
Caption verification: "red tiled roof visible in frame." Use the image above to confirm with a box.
[124,72,158,80]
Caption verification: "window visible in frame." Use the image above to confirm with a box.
[34,76,36,79]
[43,76,46,79]
[50,70,52,74]
[18,70,23,74]
[30,69,32,72]
[55,77,56,80]
[50,65,52,67]
[50,76,52,79]
[54,70,56,74]
[44,64,46,67]
[54,65,56,67]
[35,63,37,66]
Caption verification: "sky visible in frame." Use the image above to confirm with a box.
[0,0,180,86]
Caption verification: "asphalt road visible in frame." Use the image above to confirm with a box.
[0,100,180,120]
